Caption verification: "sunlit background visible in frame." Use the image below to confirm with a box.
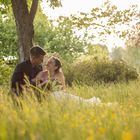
[41,0,140,51]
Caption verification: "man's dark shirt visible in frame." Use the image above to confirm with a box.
[11,60,42,95]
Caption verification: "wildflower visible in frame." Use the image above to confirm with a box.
[98,127,106,135]
[63,113,69,120]
[111,112,116,119]
[86,135,94,140]
[86,130,94,140]
[122,131,134,140]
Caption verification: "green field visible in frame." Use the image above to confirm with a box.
[0,81,140,140]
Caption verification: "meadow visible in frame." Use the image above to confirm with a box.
[0,81,140,140]
[0,0,140,139]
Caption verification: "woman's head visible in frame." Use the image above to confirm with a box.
[46,56,62,73]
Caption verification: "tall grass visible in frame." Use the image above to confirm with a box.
[0,81,140,140]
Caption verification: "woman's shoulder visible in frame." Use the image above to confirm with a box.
[58,70,64,76]
[55,71,64,79]
[36,70,48,80]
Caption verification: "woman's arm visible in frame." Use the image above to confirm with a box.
[31,70,48,86]
[37,79,49,87]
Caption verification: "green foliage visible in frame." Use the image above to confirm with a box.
[0,11,17,58]
[0,0,10,5]
[63,61,74,86]
[47,20,85,61]
[0,7,86,62]
[34,9,51,47]
[0,0,11,16]
[111,46,140,73]
[123,47,140,72]
[34,13,86,62]
[0,59,13,85]
[66,56,138,86]
[46,0,62,8]
[63,44,109,86]
[86,44,109,60]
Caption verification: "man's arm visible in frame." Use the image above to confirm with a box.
[11,64,24,94]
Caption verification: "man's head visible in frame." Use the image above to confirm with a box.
[30,45,46,66]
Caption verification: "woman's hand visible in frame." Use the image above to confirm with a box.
[38,79,48,87]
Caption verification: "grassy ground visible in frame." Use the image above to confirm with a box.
[0,81,140,140]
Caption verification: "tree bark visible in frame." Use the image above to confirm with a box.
[11,0,38,62]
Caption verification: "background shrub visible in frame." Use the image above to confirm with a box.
[0,59,13,85]
[64,56,138,86]
[63,60,74,87]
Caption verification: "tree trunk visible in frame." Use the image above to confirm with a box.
[17,18,34,62]
[11,0,38,62]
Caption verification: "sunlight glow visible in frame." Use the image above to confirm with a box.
[41,0,140,50]
[41,0,140,19]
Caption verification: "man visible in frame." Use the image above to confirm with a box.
[11,45,46,95]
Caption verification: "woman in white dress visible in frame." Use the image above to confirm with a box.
[32,56,102,105]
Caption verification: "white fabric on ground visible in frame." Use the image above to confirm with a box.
[52,91,101,105]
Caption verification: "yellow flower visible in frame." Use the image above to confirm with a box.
[111,112,116,119]
[86,135,94,140]
[63,113,69,120]
[134,112,140,117]
[86,129,94,140]
[122,131,134,140]
[70,120,78,128]
[98,127,106,135]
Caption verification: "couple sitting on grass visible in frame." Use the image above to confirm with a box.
[11,45,111,105]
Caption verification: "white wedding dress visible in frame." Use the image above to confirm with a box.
[35,72,116,106]
[51,91,102,105]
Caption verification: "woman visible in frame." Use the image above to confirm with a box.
[32,56,65,90]
[33,56,102,105]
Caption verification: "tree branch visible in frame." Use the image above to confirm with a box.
[11,0,29,23]
[29,0,39,23]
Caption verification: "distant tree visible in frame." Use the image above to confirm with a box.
[126,21,140,48]
[124,47,140,72]
[34,6,52,48]
[124,21,140,71]
[86,44,109,61]
[34,14,86,61]
[111,47,124,60]
[67,1,139,44]
[47,17,86,61]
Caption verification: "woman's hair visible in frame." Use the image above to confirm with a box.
[53,57,62,73]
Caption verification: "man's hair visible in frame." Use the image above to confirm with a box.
[30,45,46,57]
